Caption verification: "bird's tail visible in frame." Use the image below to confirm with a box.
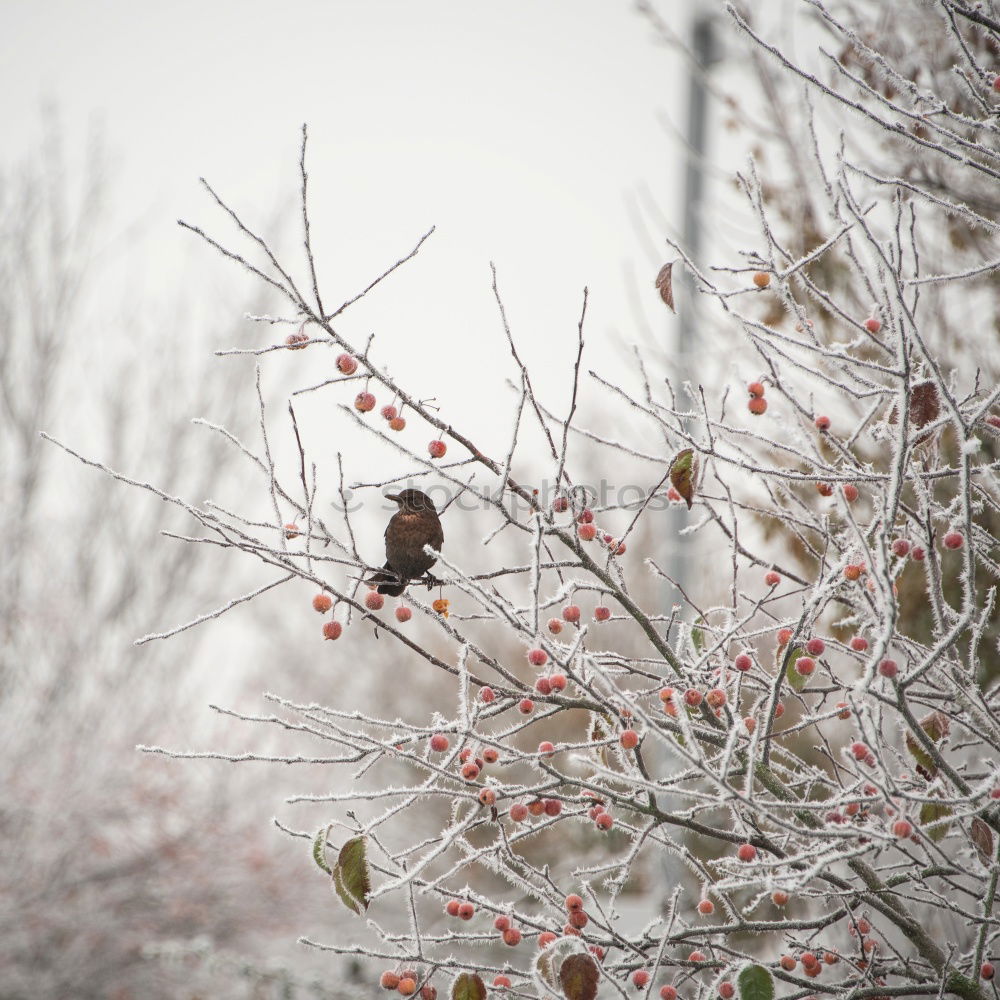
[367,562,406,597]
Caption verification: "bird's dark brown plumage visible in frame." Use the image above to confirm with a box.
[370,489,444,596]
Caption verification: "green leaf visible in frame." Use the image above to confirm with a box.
[905,711,950,780]
[332,836,370,914]
[559,953,599,1000]
[920,801,953,842]
[690,617,706,656]
[312,825,333,875]
[669,448,697,509]
[451,972,487,1000]
[738,964,775,1000]
[784,646,807,692]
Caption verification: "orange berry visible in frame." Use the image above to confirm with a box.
[312,593,333,613]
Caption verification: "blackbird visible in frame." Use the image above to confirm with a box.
[369,489,444,596]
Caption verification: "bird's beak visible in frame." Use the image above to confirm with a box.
[385,493,402,503]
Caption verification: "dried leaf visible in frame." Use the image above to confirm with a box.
[910,380,940,430]
[589,713,612,768]
[784,646,808,692]
[332,836,371,914]
[905,712,949,780]
[559,953,599,1000]
[312,824,333,875]
[669,448,697,509]
[690,617,706,656]
[655,261,676,312]
[451,973,487,1000]
[738,964,775,1000]
[971,817,994,866]
[920,801,953,842]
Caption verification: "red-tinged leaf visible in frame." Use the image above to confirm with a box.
[919,800,952,842]
[738,964,775,1000]
[312,824,333,875]
[656,261,676,312]
[920,710,950,742]
[971,817,994,866]
[784,646,808,692]
[559,953,600,1000]
[669,448,697,509]
[909,380,940,430]
[451,972,487,1000]
[332,836,370,914]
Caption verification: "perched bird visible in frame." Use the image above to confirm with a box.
[369,489,444,596]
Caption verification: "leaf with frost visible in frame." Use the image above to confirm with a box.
[669,448,697,509]
[559,953,599,1000]
[738,965,775,1000]
[312,824,333,875]
[451,972,486,1000]
[655,261,676,312]
[332,836,371,914]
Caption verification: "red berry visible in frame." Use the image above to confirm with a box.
[620,729,639,750]
[389,416,406,431]
[322,621,342,641]
[552,496,569,513]
[509,803,528,822]
[982,963,995,981]
[892,538,911,557]
[857,918,872,934]
[816,481,833,497]
[912,545,926,561]
[395,605,412,623]
[420,987,437,1000]
[814,415,831,431]
[843,484,859,502]
[549,673,567,691]
[429,733,449,752]
[482,747,499,764]
[493,975,512,988]
[765,570,781,586]
[667,487,682,502]
[943,531,964,550]
[850,741,870,761]
[547,618,563,634]
[568,909,589,929]
[780,956,796,971]
[632,970,651,988]
[892,819,913,838]
[844,564,863,581]
[365,591,385,611]
[795,656,815,676]
[737,843,757,862]
[336,353,358,375]
[748,397,768,415]
[801,952,818,969]
[684,688,703,708]
[427,439,447,459]
[719,983,734,1000]
[478,787,496,807]
[380,404,398,420]
[743,717,756,733]
[824,952,838,965]
[706,688,726,708]
[565,893,584,911]
[777,628,793,646]
[312,593,333,613]
[864,317,882,333]
[457,902,475,920]
[518,698,534,715]
[493,915,511,931]
[284,523,301,539]
[398,979,417,996]
[538,931,557,948]
[461,762,480,781]
[538,741,556,757]
[850,636,869,651]
[445,899,460,916]
[772,890,789,906]
[595,811,613,831]
[480,686,495,703]
[697,899,715,915]
[688,950,706,963]
[578,508,595,524]
[562,604,581,624]
[593,605,611,622]
[836,702,851,720]
[806,638,825,656]
[879,658,898,678]
[380,971,401,990]
[734,653,752,672]
[535,677,552,695]
[578,523,597,541]
[748,381,766,397]
[354,391,376,412]
[502,928,522,946]
[661,988,678,1000]
[528,800,545,816]
[774,702,785,718]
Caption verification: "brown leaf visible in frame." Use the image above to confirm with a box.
[451,972,487,1000]
[655,261,676,313]
[669,448,697,510]
[559,953,600,1000]
[971,817,994,866]
[910,380,940,430]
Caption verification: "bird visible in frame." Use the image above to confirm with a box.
[368,489,444,596]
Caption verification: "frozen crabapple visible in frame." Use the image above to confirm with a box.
[752,271,771,288]
[527,647,548,667]
[427,439,447,459]
[336,353,358,375]
[748,380,766,397]
[851,636,869,651]
[429,733,449,752]
[493,974,512,988]
[620,729,639,750]
[322,621,342,640]
[518,698,534,715]
[748,396,768,415]
[548,673,567,691]
[479,686,495,703]
[509,803,528,822]
[534,677,551,695]
[706,688,727,708]
[365,591,385,611]
[684,688,703,708]
[777,628,793,646]
[595,811,613,830]
[806,638,825,655]
[879,658,899,679]
[737,843,757,862]
[892,819,913,838]
[502,928,522,947]
[632,971,651,988]
[380,971,400,990]
[312,593,333,613]
[795,656,815,676]
[578,523,597,541]
[943,531,964,550]
[389,416,406,431]
[562,604,581,623]
[457,902,475,920]
[354,391,376,412]
[892,538,911,557]
[565,893,584,911]
[538,931,557,949]
[911,545,926,561]
[814,414,831,431]
[380,404,397,420]
[660,988,678,1000]
[719,983,735,1000]
[538,741,555,758]
[816,481,833,497]
[552,496,569,513]
[594,605,611,621]
[765,570,781,586]
[697,898,715,915]
[772,890,789,906]
[734,652,752,672]
[284,523,301,539]
[843,483,859,502]
[865,316,882,333]
[395,605,412,623]
[547,618,563,634]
